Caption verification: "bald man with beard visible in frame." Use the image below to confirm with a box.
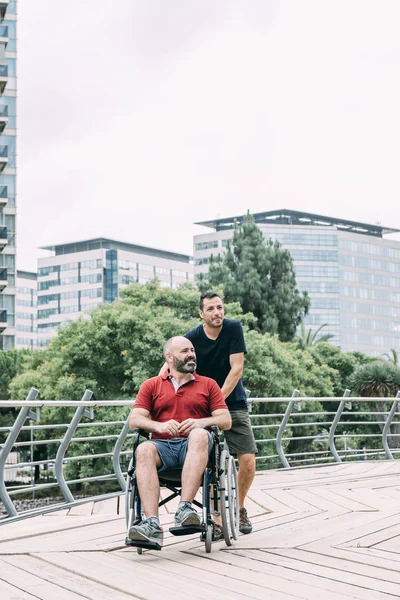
[128,336,231,549]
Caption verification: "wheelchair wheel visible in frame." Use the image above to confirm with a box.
[205,523,213,553]
[219,449,232,546]
[228,456,239,540]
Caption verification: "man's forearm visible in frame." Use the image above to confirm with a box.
[129,413,160,433]
[220,366,242,399]
[198,413,232,431]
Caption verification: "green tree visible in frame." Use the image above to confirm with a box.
[382,348,399,366]
[295,323,334,350]
[206,214,310,341]
[0,349,31,399]
[348,361,400,453]
[310,342,371,396]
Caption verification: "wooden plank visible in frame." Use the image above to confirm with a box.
[317,486,381,512]
[326,486,398,512]
[264,488,318,513]
[231,510,378,550]
[0,558,86,600]
[35,550,248,600]
[343,545,400,564]
[267,547,400,585]
[81,548,337,600]
[341,522,400,548]
[2,555,134,600]
[292,487,349,513]
[0,516,126,554]
[304,511,400,551]
[184,547,383,600]
[300,544,400,576]
[0,513,120,545]
[227,548,400,599]
[0,579,39,600]
[67,502,94,516]
[248,488,294,513]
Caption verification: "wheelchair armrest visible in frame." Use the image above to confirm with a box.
[210,425,220,435]
[132,428,150,452]
[132,428,150,439]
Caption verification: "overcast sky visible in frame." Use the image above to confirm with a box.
[17,0,400,270]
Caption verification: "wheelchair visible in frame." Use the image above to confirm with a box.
[124,427,239,553]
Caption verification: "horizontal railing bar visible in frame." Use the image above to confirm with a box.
[7,472,124,496]
[0,400,134,408]
[0,421,126,433]
[1,397,399,409]
[4,449,132,470]
[7,433,135,448]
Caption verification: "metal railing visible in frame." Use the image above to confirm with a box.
[1,388,400,523]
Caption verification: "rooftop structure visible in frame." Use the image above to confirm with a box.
[40,237,191,264]
[195,209,399,238]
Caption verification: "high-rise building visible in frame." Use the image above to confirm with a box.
[193,209,400,356]
[15,270,37,350]
[36,238,194,347]
[0,0,16,351]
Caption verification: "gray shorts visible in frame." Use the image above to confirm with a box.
[146,431,214,472]
[224,410,257,455]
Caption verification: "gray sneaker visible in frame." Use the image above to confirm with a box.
[174,502,201,527]
[129,518,164,546]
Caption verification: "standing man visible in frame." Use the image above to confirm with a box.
[185,291,257,534]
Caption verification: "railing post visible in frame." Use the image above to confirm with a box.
[112,417,131,491]
[0,388,39,517]
[328,389,351,463]
[382,391,400,460]
[54,390,93,503]
[276,390,300,469]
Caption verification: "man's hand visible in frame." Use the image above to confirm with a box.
[178,418,204,435]
[155,419,181,436]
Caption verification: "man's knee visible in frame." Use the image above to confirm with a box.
[136,441,159,465]
[187,428,209,447]
[238,453,256,472]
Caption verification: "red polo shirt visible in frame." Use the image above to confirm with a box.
[133,371,228,439]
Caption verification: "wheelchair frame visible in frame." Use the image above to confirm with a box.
[124,427,239,554]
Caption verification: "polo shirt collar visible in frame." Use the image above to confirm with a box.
[161,369,199,382]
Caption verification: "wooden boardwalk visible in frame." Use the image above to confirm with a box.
[1,460,400,599]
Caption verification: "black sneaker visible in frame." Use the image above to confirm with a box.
[239,508,252,534]
[129,518,164,546]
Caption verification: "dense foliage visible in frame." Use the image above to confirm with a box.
[1,282,399,488]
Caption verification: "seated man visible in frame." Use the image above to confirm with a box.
[128,335,232,548]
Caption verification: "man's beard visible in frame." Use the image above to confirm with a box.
[173,356,196,373]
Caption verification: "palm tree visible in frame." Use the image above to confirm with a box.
[382,348,399,366]
[296,322,334,349]
[348,361,400,449]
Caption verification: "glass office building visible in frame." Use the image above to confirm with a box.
[15,270,37,349]
[194,209,400,355]
[0,0,16,350]
[36,238,194,347]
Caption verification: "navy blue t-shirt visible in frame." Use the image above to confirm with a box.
[185,318,247,411]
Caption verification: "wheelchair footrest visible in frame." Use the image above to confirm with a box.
[125,537,162,551]
[169,524,205,537]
